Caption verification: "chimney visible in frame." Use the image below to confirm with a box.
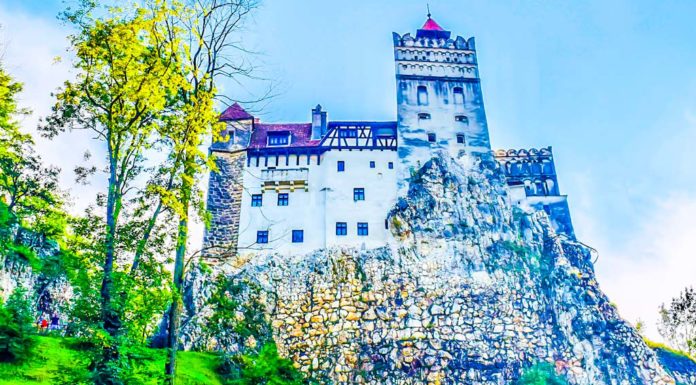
[311,104,327,140]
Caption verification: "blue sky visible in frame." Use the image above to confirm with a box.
[2,0,695,339]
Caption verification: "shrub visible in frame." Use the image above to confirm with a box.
[218,342,307,385]
[516,362,568,385]
[0,286,35,362]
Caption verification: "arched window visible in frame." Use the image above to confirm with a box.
[453,87,464,104]
[417,86,429,106]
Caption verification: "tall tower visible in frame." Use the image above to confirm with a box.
[393,14,491,186]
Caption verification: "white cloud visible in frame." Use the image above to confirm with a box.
[595,192,696,341]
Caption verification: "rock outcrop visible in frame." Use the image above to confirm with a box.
[181,153,694,385]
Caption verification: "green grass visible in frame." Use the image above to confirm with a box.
[0,336,223,385]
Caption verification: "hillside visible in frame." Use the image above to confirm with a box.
[0,336,223,385]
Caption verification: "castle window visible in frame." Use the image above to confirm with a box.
[256,231,269,244]
[357,222,369,236]
[455,115,469,124]
[292,230,304,243]
[388,162,394,169]
[457,134,465,144]
[337,161,345,172]
[453,87,464,104]
[251,194,262,207]
[370,161,376,168]
[417,86,429,106]
[267,131,290,146]
[338,128,358,138]
[354,188,365,201]
[277,193,289,206]
[418,112,431,120]
[428,133,437,143]
[336,222,347,236]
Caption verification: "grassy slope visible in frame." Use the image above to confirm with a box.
[0,336,223,385]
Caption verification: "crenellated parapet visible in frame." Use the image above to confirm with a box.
[494,146,559,197]
[495,146,575,238]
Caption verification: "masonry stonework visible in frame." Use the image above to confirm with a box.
[203,151,246,259]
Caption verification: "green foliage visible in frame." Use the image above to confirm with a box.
[658,286,696,356]
[0,336,223,385]
[644,338,696,364]
[218,342,307,385]
[516,362,568,385]
[207,276,270,344]
[0,287,35,362]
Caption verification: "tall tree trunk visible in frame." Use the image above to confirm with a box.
[98,155,123,383]
[165,162,193,385]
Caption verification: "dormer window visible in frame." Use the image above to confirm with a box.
[267,131,290,146]
[455,115,469,124]
[418,112,431,120]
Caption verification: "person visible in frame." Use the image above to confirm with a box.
[50,314,60,331]
[40,317,49,332]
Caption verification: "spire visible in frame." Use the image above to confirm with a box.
[416,8,450,39]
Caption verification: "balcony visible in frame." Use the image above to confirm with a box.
[261,168,309,192]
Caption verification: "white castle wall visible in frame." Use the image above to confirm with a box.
[237,150,398,257]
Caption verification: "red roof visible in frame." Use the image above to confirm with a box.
[421,17,444,31]
[220,103,253,121]
[248,123,321,149]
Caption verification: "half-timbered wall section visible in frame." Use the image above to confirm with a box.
[320,122,397,150]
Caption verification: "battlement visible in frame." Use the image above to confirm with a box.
[392,32,476,52]
[494,147,559,197]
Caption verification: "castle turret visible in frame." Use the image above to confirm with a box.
[394,14,491,188]
[215,102,255,152]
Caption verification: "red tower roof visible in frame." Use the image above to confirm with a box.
[219,102,253,121]
[421,17,444,31]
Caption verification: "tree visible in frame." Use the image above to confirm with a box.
[0,286,35,362]
[658,287,696,355]
[0,63,64,253]
[41,3,184,382]
[149,1,258,382]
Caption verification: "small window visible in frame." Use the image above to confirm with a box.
[354,188,365,201]
[388,162,394,169]
[267,132,290,146]
[338,129,358,138]
[277,193,289,206]
[428,133,436,143]
[251,194,262,207]
[256,231,269,244]
[418,112,431,120]
[455,115,469,124]
[357,222,369,236]
[292,230,304,243]
[336,222,347,236]
[369,161,376,168]
[453,87,464,104]
[456,134,465,144]
[337,161,345,172]
[417,85,429,106]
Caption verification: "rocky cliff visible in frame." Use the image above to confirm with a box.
[180,152,695,384]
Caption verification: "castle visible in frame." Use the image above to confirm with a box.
[203,15,574,257]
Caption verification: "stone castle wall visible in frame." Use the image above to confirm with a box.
[203,151,246,259]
